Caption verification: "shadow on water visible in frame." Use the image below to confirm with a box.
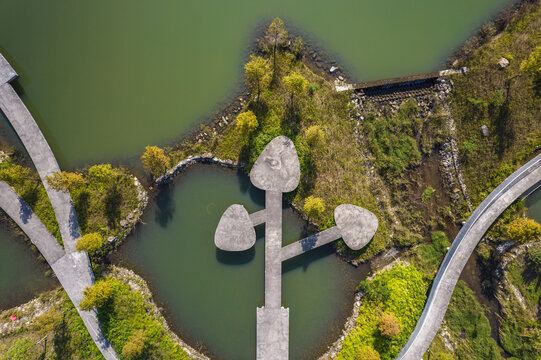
[216,247,256,265]
[155,185,175,227]
[283,243,336,274]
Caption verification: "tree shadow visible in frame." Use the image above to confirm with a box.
[105,184,122,229]
[155,185,175,228]
[74,190,90,232]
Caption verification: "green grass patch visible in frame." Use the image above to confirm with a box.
[337,264,428,360]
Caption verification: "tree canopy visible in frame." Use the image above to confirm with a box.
[141,146,170,178]
[236,111,259,134]
[79,280,114,310]
[245,55,272,102]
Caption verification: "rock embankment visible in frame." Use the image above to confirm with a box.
[156,153,243,185]
[106,176,148,247]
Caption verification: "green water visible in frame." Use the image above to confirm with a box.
[0,0,512,168]
[526,187,541,223]
[0,226,58,310]
[111,165,368,359]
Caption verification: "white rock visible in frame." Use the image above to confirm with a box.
[498,57,510,68]
[329,66,338,73]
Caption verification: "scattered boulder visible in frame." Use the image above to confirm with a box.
[481,125,489,137]
[498,57,510,68]
[329,66,338,73]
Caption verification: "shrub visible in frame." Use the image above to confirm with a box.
[141,146,170,177]
[304,196,325,219]
[46,171,86,192]
[356,345,381,360]
[338,265,428,359]
[520,45,541,75]
[378,312,401,338]
[421,186,435,203]
[283,72,308,104]
[236,111,259,134]
[76,232,105,253]
[122,329,147,360]
[79,280,114,310]
[3,338,40,360]
[526,243,541,269]
[88,164,116,183]
[507,218,541,243]
[305,125,325,146]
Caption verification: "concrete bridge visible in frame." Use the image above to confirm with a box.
[397,153,541,359]
[0,53,119,360]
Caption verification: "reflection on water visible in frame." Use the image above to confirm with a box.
[0,225,58,310]
[111,165,369,359]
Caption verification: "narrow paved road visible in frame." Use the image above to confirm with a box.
[397,153,541,360]
[0,53,119,360]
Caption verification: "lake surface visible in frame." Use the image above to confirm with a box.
[111,165,368,360]
[0,0,512,168]
[0,225,58,310]
[526,187,541,223]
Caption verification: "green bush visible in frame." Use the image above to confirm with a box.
[363,102,422,178]
[122,329,147,360]
[421,186,435,203]
[236,111,259,134]
[98,278,190,359]
[338,265,428,360]
[141,145,170,177]
[79,280,114,310]
[507,218,541,243]
[76,232,106,254]
[356,345,381,360]
[3,338,40,360]
[304,196,325,219]
[414,231,450,273]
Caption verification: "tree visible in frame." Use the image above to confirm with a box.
[76,232,105,253]
[236,111,258,134]
[46,171,86,192]
[88,164,117,183]
[304,196,325,219]
[507,218,541,244]
[378,312,401,338]
[356,345,381,360]
[520,46,541,75]
[305,125,325,147]
[283,72,307,106]
[122,330,147,360]
[265,18,288,72]
[79,280,114,310]
[245,55,272,102]
[141,146,170,178]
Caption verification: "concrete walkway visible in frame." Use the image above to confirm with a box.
[0,53,119,360]
[397,153,541,360]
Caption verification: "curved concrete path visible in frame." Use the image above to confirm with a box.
[0,53,119,360]
[397,153,541,360]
